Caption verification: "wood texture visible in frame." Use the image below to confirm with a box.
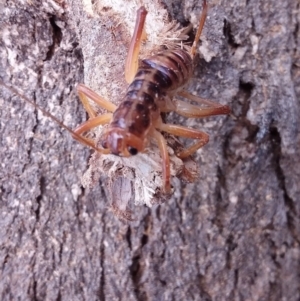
[0,0,299,300]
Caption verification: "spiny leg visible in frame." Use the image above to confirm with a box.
[151,130,171,194]
[72,113,113,153]
[157,123,209,159]
[77,84,117,118]
[174,90,230,118]
[190,0,208,59]
[124,6,148,84]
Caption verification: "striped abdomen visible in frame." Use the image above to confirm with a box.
[101,48,193,156]
[111,49,193,137]
[142,48,193,91]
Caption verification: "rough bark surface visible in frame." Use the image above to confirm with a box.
[0,0,299,300]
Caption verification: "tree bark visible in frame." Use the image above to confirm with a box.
[0,0,299,300]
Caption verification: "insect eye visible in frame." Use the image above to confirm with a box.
[128,146,138,155]
[101,140,108,149]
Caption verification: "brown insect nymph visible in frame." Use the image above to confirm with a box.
[72,0,230,193]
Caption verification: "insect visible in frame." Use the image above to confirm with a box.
[1,0,230,217]
[72,0,230,194]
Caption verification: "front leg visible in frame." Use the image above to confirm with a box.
[150,130,171,194]
[72,113,113,153]
[77,84,117,118]
[75,84,116,152]
[157,122,209,159]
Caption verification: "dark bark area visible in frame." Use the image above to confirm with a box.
[0,0,299,300]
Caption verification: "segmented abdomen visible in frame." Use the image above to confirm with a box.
[110,49,193,138]
[141,48,193,91]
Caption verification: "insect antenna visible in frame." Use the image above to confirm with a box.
[0,81,102,153]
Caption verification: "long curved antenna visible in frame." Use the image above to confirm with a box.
[0,81,104,153]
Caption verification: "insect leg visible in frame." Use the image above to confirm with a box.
[72,113,113,153]
[77,84,117,118]
[174,90,230,118]
[124,6,148,84]
[151,130,171,193]
[0,81,107,153]
[157,123,209,159]
[190,0,208,59]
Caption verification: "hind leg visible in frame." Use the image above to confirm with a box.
[124,6,148,83]
[190,0,208,59]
